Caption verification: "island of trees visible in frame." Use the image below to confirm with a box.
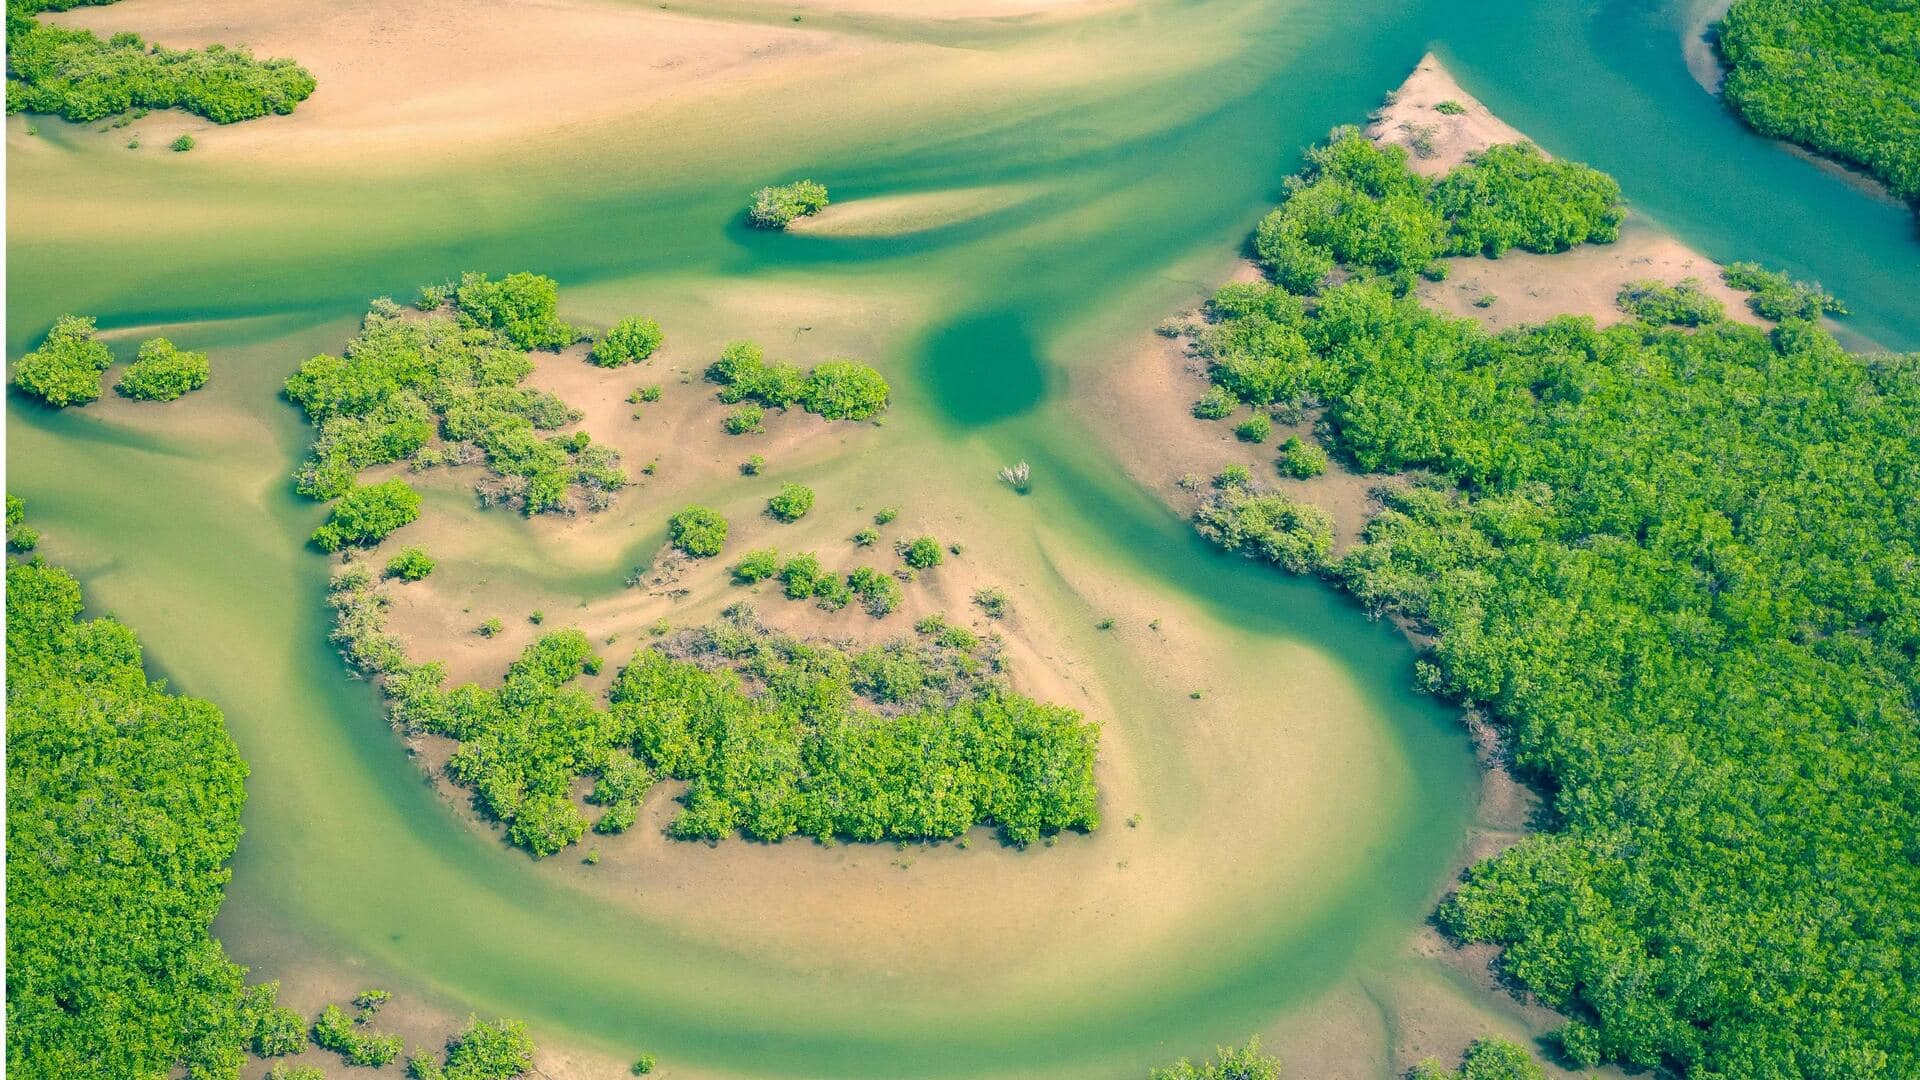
[1716,0,1919,207]
[6,0,316,124]
[283,273,626,536]
[331,571,1099,855]
[1182,127,1919,1076]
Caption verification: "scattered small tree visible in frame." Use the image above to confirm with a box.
[386,547,436,581]
[898,536,943,570]
[668,505,728,557]
[767,483,815,522]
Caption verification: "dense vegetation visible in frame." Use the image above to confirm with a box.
[11,313,112,407]
[284,280,624,515]
[707,340,891,421]
[117,336,209,400]
[1716,0,1920,206]
[1147,1038,1281,1080]
[6,548,289,1078]
[345,602,1097,855]
[6,0,316,124]
[747,179,829,228]
[1252,130,1620,294]
[1186,129,1920,1077]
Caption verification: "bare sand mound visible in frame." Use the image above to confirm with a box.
[786,184,1038,237]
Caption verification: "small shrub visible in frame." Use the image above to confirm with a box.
[973,587,1009,618]
[170,133,195,151]
[1472,293,1497,308]
[1192,386,1238,419]
[725,403,766,435]
[591,316,664,367]
[1276,435,1328,479]
[767,483,815,522]
[384,547,436,581]
[1235,414,1273,443]
[1722,261,1848,321]
[852,527,878,546]
[873,506,898,525]
[628,384,663,403]
[1435,99,1467,115]
[747,179,830,228]
[632,1055,657,1076]
[730,548,782,583]
[741,454,766,475]
[1095,617,1116,630]
[998,460,1032,493]
[898,536,943,569]
[529,610,545,624]
[847,566,902,617]
[779,553,828,599]
[1617,278,1724,326]
[1213,464,1253,489]
[668,506,728,557]
[478,618,504,638]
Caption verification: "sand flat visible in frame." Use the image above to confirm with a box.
[48,0,860,153]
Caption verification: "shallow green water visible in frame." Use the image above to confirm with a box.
[8,0,1918,1075]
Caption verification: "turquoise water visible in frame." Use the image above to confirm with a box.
[8,0,1917,1075]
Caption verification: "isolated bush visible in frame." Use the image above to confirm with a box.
[767,483,815,522]
[385,547,436,581]
[747,179,830,228]
[668,506,728,557]
[12,314,112,407]
[590,316,664,367]
[898,536,943,569]
[116,337,210,401]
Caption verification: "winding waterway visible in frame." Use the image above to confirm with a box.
[7,0,1917,1076]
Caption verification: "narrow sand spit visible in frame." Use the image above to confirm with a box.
[785,184,1040,238]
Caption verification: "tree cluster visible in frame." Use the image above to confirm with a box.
[1252,129,1621,295]
[284,281,624,515]
[6,0,316,124]
[1717,0,1920,206]
[707,340,891,422]
[370,606,1098,855]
